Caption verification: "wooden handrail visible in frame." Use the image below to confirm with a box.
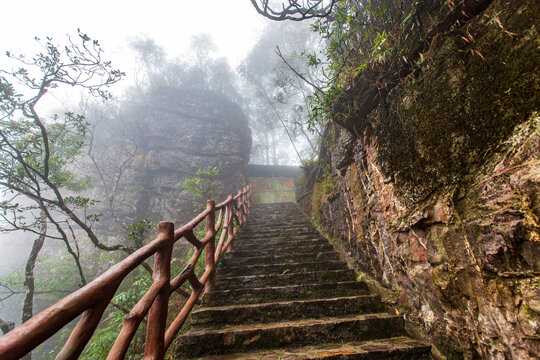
[0,185,253,360]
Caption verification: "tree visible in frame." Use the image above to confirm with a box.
[0,31,125,357]
[182,166,219,212]
[129,35,241,102]
[239,21,323,165]
[250,0,337,21]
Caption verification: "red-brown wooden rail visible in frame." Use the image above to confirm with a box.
[0,185,252,360]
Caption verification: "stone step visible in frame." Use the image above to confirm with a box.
[245,216,310,224]
[227,243,334,258]
[216,260,349,277]
[175,313,406,358]
[246,213,303,220]
[243,223,313,232]
[246,218,311,226]
[247,205,299,213]
[235,237,329,251]
[202,281,370,306]
[174,202,431,360]
[222,251,340,267]
[186,337,431,360]
[191,295,382,327]
[236,234,324,246]
[239,228,319,238]
[214,269,357,290]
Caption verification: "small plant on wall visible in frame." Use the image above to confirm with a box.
[182,166,219,212]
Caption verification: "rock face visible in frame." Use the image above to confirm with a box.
[299,0,540,359]
[136,88,251,224]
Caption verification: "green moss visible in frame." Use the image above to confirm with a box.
[522,303,535,321]
[332,0,540,204]
[376,3,539,203]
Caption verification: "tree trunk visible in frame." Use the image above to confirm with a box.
[21,217,47,360]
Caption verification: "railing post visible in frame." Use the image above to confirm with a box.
[226,200,234,253]
[144,222,174,360]
[243,186,248,221]
[247,186,252,213]
[237,189,245,226]
[56,293,115,360]
[204,200,216,293]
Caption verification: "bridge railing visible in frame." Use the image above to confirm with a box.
[0,185,252,360]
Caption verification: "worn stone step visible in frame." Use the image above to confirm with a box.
[222,251,340,267]
[236,234,324,246]
[187,337,431,360]
[246,215,304,222]
[248,204,299,213]
[243,220,310,225]
[227,243,334,258]
[191,295,382,327]
[245,217,311,224]
[236,237,329,251]
[216,260,349,277]
[240,228,319,238]
[243,223,313,232]
[214,269,357,290]
[175,313,405,358]
[202,281,369,306]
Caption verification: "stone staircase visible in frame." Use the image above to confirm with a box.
[175,203,431,359]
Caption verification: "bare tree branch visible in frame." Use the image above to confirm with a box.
[275,46,324,95]
[250,0,336,21]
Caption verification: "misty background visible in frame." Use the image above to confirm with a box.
[0,1,326,356]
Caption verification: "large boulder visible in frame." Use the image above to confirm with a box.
[134,88,252,224]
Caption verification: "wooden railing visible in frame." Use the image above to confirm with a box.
[0,185,252,360]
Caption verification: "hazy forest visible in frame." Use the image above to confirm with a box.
[0,1,327,358]
[0,0,538,359]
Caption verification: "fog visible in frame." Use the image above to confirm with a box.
[0,1,327,357]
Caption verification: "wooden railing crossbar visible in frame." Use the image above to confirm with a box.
[0,185,252,360]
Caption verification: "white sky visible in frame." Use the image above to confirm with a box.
[1,0,270,92]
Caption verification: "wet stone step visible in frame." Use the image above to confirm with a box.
[186,337,431,360]
[236,234,325,246]
[216,260,350,277]
[244,219,310,225]
[174,202,431,360]
[241,226,318,234]
[240,228,319,237]
[175,313,405,358]
[247,214,303,220]
[214,269,357,290]
[191,295,382,327]
[244,222,315,229]
[237,238,329,251]
[227,243,334,258]
[202,281,370,306]
[222,251,340,267]
[243,223,314,232]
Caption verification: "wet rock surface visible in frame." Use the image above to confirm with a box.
[126,87,251,225]
[174,203,430,359]
[299,1,540,358]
